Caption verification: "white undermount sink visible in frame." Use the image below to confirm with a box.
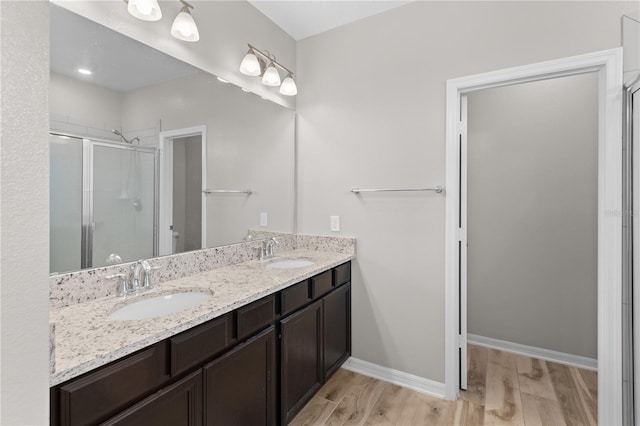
[266,259,315,269]
[108,292,212,321]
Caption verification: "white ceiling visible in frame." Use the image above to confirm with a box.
[50,5,201,93]
[248,1,413,41]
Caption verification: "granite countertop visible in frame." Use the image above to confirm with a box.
[50,249,354,386]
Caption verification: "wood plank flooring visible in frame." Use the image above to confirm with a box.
[290,345,597,426]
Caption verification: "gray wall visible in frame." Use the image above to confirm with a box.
[467,73,598,359]
[1,1,50,423]
[49,72,123,137]
[296,0,636,383]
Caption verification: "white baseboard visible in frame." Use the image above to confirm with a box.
[341,357,446,399]
[467,334,597,371]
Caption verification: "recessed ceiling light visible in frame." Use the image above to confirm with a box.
[217,77,230,83]
[77,68,92,75]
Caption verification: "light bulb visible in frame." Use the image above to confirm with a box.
[262,63,281,86]
[136,0,152,15]
[280,75,297,96]
[127,0,162,21]
[171,6,199,42]
[240,51,261,76]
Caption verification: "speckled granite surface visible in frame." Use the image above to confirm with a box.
[50,234,298,308]
[296,234,355,254]
[50,247,354,386]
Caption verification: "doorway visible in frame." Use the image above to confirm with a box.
[159,126,207,255]
[445,48,623,425]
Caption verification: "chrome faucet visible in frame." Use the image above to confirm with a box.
[106,259,159,297]
[260,237,278,260]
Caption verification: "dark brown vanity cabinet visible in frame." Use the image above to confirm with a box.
[203,326,276,426]
[280,300,324,424]
[50,261,352,426]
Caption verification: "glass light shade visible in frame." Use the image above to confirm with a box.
[280,75,297,96]
[127,0,162,21]
[240,52,262,76]
[171,7,199,42]
[262,64,281,87]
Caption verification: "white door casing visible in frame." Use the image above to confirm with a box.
[444,48,623,425]
[159,126,207,255]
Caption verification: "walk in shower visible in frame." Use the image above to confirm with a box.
[50,133,158,273]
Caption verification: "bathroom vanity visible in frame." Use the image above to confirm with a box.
[49,254,352,426]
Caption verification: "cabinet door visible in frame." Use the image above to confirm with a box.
[323,283,351,380]
[280,300,323,425]
[203,326,276,426]
[101,370,202,426]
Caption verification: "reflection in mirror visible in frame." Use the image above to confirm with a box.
[49,5,295,274]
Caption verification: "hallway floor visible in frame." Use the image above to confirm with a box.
[290,345,597,425]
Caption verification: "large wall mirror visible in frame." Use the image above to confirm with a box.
[49,5,295,274]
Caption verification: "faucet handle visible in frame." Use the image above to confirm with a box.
[106,273,128,297]
[266,237,278,257]
[140,261,160,290]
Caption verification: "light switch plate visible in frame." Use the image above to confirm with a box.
[330,215,340,232]
[260,212,268,227]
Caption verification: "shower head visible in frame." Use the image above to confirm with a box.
[111,129,139,144]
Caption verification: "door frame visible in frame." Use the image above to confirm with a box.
[444,48,623,425]
[159,125,207,255]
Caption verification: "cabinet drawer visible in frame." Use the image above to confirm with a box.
[334,262,351,287]
[59,342,169,426]
[236,296,275,340]
[281,280,310,315]
[311,270,333,299]
[170,313,232,377]
[101,370,203,426]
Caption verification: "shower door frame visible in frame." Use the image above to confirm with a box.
[51,132,159,269]
[82,139,160,268]
[626,78,640,425]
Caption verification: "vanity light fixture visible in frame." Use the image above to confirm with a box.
[126,0,162,21]
[124,0,200,43]
[239,43,297,96]
[171,0,199,42]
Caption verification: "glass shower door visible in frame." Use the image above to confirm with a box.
[50,134,83,273]
[88,142,157,268]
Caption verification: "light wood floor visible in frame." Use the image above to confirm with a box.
[290,345,597,426]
